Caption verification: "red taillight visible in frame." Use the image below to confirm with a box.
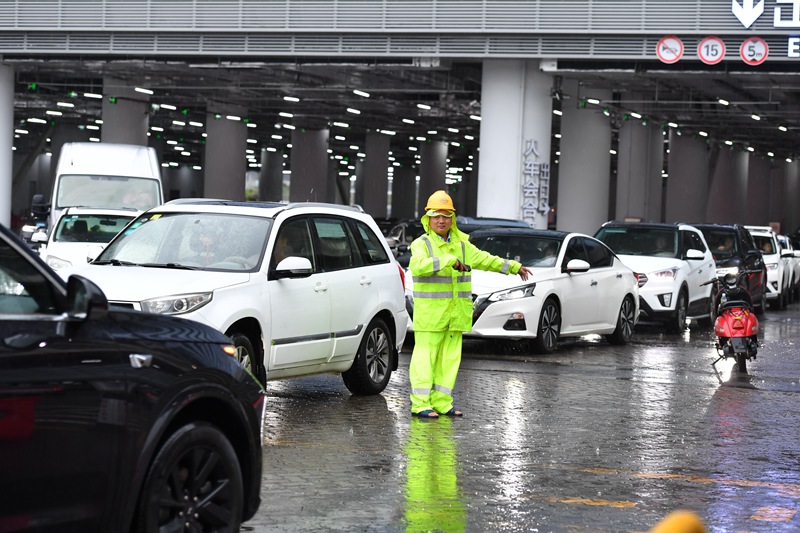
[397,264,406,290]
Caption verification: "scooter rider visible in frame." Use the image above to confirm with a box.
[408,190,532,418]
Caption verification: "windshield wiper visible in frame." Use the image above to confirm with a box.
[141,262,200,270]
[91,258,139,266]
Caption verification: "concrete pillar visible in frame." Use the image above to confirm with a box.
[0,64,13,227]
[391,166,417,220]
[557,79,612,233]
[769,162,785,231]
[289,128,330,203]
[665,132,710,224]
[204,107,248,200]
[785,160,800,233]
[706,147,748,224]
[101,77,149,145]
[259,149,284,201]
[616,120,664,222]
[478,60,553,228]
[746,155,770,225]
[417,140,447,214]
[357,130,390,218]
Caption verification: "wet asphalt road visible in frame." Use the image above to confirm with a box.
[245,302,800,533]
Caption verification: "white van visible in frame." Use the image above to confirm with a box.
[45,142,163,231]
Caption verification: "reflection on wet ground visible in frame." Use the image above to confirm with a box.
[246,304,800,532]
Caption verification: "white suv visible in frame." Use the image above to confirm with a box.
[746,225,792,309]
[63,200,409,394]
[594,222,716,332]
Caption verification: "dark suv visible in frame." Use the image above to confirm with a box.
[692,223,768,314]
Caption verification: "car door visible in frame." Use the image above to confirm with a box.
[0,233,127,531]
[312,216,379,364]
[558,236,598,330]
[266,216,333,370]
[681,229,715,308]
[582,237,630,328]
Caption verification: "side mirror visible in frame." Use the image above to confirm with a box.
[66,275,109,320]
[31,231,48,243]
[272,256,313,279]
[685,248,705,260]
[563,258,590,274]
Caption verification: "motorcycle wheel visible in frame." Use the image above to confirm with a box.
[736,352,748,374]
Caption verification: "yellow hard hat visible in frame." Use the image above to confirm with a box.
[425,190,455,212]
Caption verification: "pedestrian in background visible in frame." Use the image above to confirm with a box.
[408,190,532,418]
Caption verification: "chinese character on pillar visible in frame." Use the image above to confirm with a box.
[521,139,550,227]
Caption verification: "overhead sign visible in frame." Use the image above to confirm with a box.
[740,36,769,65]
[656,36,684,64]
[698,36,726,64]
[731,0,764,29]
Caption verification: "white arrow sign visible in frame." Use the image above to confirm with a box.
[732,0,765,28]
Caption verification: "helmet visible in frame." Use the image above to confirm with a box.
[425,190,455,212]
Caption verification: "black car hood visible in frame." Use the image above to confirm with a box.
[108,309,231,344]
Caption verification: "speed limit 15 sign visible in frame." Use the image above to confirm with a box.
[698,36,726,65]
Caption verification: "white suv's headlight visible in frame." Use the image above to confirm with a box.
[487,284,536,302]
[141,293,212,315]
[650,267,678,279]
[766,262,778,271]
[46,256,72,270]
[716,266,739,277]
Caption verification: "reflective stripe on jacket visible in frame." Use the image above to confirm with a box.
[409,215,521,332]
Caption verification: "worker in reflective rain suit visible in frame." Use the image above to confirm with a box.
[408,190,531,418]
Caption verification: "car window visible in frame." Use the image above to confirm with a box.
[314,217,358,271]
[752,235,776,254]
[272,217,316,270]
[563,236,588,264]
[700,229,737,257]
[682,230,707,254]
[595,226,676,257]
[583,237,613,268]
[100,212,271,271]
[0,238,59,315]
[470,235,561,268]
[352,220,390,264]
[54,213,134,244]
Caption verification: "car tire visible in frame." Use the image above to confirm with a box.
[343,317,392,395]
[698,292,717,327]
[230,332,266,386]
[606,295,635,345]
[668,290,687,333]
[136,422,244,533]
[532,298,560,354]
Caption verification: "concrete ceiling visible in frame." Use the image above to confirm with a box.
[8,56,800,176]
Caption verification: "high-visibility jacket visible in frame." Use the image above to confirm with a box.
[409,214,522,332]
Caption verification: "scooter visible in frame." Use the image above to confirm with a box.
[702,270,760,373]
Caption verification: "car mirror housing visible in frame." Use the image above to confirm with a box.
[66,274,109,320]
[273,256,313,279]
[563,258,590,274]
[685,248,705,260]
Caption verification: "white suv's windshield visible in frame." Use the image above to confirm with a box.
[57,174,161,211]
[595,226,678,258]
[97,212,272,271]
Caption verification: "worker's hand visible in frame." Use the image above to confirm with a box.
[517,266,532,281]
[453,259,471,272]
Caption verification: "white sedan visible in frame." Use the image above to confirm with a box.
[406,228,640,353]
